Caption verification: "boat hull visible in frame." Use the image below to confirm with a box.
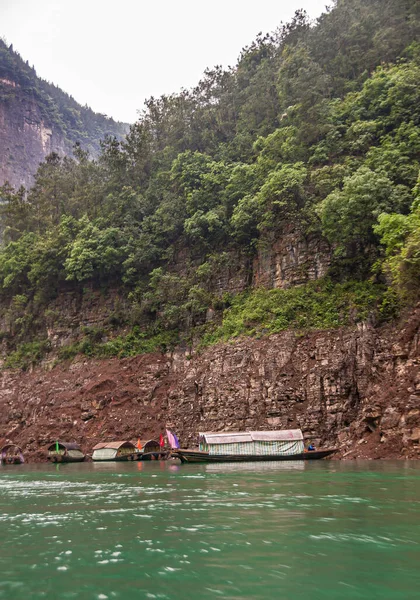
[173,449,337,463]
[1,457,24,465]
[49,455,85,463]
[139,451,169,461]
[92,454,139,462]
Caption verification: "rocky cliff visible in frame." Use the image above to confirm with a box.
[253,227,332,289]
[0,41,128,189]
[0,77,71,189]
[1,306,419,461]
[1,226,417,461]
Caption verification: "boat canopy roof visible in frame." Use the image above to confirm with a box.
[199,430,303,444]
[92,441,136,451]
[1,443,23,452]
[139,439,160,450]
[48,442,82,452]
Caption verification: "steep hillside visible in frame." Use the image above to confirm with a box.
[0,0,418,357]
[0,0,419,458]
[0,39,129,188]
[1,305,420,460]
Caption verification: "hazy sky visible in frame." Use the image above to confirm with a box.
[1,0,331,123]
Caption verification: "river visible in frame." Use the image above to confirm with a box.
[0,460,419,599]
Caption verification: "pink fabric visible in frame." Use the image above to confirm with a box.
[166,429,180,449]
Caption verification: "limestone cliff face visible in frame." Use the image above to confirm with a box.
[0,79,71,189]
[0,224,330,358]
[0,39,129,189]
[254,227,332,289]
[0,308,419,460]
[165,313,420,457]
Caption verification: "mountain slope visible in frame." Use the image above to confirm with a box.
[0,0,418,351]
[0,39,129,188]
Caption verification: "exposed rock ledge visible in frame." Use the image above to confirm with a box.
[1,308,419,461]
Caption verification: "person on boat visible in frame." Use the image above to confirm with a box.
[308,442,315,451]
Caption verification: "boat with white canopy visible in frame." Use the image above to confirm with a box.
[173,429,336,463]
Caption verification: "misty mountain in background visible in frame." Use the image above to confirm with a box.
[0,39,129,189]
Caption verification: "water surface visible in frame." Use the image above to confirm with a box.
[1,460,419,599]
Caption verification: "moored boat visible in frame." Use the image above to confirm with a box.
[47,442,85,463]
[92,441,138,461]
[173,430,337,463]
[1,444,25,465]
[137,439,168,460]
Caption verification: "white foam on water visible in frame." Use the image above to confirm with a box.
[309,533,397,546]
[97,508,136,514]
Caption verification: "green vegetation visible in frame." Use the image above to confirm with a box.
[58,328,179,361]
[201,280,387,345]
[4,339,51,370]
[0,0,420,365]
[375,189,420,302]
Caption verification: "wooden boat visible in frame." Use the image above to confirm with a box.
[173,430,337,463]
[174,448,337,463]
[92,441,138,461]
[1,444,24,464]
[47,442,85,463]
[137,439,168,461]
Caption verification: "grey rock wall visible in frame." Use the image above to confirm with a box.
[0,80,71,189]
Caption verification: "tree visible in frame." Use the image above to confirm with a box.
[258,162,308,228]
[0,184,31,242]
[64,216,126,282]
[318,166,408,256]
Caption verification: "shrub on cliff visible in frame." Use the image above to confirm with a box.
[201,280,386,345]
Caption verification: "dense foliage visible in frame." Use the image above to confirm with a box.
[0,0,419,366]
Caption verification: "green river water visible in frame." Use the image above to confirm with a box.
[0,460,419,599]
